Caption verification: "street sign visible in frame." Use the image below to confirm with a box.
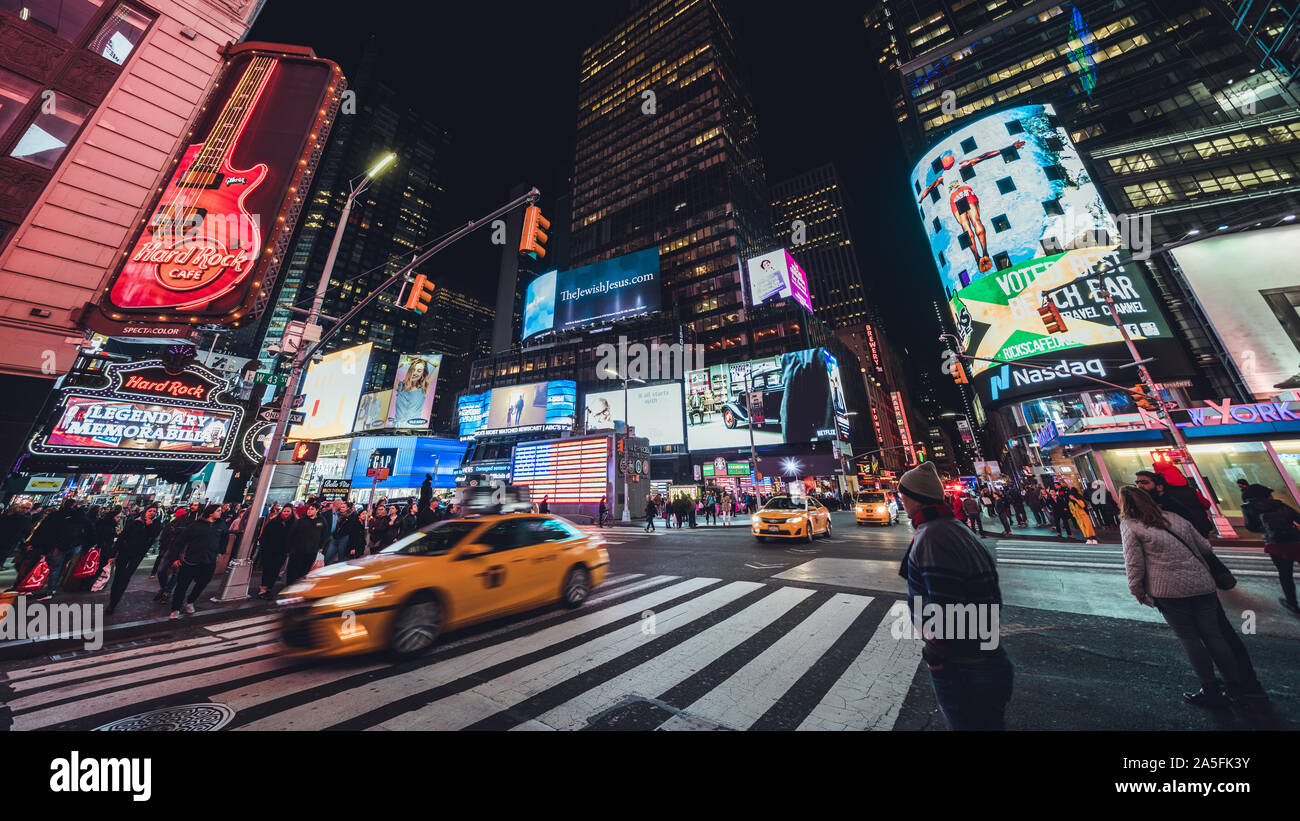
[292,393,306,409]
[366,448,398,477]
[254,372,289,386]
[258,406,306,425]
[375,467,390,482]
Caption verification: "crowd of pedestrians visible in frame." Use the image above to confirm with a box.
[946,480,1116,544]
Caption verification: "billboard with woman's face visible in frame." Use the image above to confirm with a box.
[387,354,442,429]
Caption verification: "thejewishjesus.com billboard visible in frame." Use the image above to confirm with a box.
[523,247,660,341]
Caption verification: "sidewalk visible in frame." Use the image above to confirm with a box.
[0,552,273,661]
[970,518,1265,548]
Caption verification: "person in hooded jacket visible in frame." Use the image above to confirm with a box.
[106,506,162,614]
[153,509,190,603]
[168,504,225,618]
[1243,491,1300,614]
[256,506,295,598]
[284,502,325,585]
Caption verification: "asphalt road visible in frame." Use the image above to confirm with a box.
[2,511,1296,731]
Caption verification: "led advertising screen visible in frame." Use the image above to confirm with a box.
[951,247,1173,377]
[511,436,611,504]
[912,104,1113,300]
[292,343,373,441]
[522,247,660,341]
[685,348,847,452]
[353,390,392,432]
[458,381,578,439]
[38,397,237,458]
[85,46,345,336]
[387,353,442,429]
[583,383,685,446]
[746,249,812,312]
[1171,225,1300,400]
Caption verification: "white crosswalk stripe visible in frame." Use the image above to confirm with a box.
[1,574,926,732]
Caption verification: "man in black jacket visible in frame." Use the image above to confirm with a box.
[257,507,294,598]
[107,506,162,614]
[284,503,325,585]
[1135,470,1213,537]
[169,504,224,618]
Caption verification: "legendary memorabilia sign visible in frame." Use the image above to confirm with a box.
[30,359,244,462]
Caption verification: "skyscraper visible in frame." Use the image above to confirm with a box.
[417,284,495,433]
[770,163,873,330]
[569,0,770,353]
[246,40,451,393]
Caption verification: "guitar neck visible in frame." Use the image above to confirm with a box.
[183,56,276,187]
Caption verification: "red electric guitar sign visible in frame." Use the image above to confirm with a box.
[110,55,275,310]
[82,43,345,336]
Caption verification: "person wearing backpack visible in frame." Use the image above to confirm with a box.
[1243,492,1300,614]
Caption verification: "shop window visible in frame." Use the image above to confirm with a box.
[1,0,103,42]
[9,93,91,168]
[1186,442,1290,519]
[86,3,150,64]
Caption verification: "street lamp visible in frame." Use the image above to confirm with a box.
[603,367,645,522]
[840,411,858,492]
[218,152,397,601]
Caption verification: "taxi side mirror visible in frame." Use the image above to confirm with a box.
[456,543,492,561]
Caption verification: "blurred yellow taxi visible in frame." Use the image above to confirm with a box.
[855,490,894,526]
[752,495,831,543]
[277,514,609,659]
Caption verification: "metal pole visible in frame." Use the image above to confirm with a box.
[1098,288,1237,537]
[622,378,630,522]
[745,366,759,503]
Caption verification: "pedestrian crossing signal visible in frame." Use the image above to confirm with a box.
[1038,301,1068,334]
[952,361,968,384]
[519,205,549,260]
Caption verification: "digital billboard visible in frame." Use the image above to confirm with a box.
[685,348,848,452]
[512,436,611,504]
[387,353,442,429]
[522,247,660,341]
[457,380,578,439]
[353,390,392,432]
[951,247,1173,377]
[912,104,1113,299]
[84,46,345,336]
[583,383,685,446]
[1171,225,1300,400]
[746,249,812,312]
[292,343,373,441]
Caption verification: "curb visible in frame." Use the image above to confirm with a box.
[0,596,273,662]
[985,530,1266,550]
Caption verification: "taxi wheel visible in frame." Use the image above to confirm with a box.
[562,566,590,609]
[390,594,442,658]
[804,524,815,544]
[824,520,832,539]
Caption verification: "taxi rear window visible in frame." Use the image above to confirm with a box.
[857,492,886,503]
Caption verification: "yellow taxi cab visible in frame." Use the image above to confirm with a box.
[752,495,832,543]
[855,490,894,526]
[276,513,609,659]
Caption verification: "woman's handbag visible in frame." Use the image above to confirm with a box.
[1163,526,1236,590]
[90,559,114,593]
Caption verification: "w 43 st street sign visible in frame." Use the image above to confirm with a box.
[253,372,289,387]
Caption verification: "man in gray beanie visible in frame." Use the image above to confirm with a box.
[897,461,1013,730]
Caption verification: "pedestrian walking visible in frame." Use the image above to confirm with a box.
[644,497,657,532]
[1025,486,1046,527]
[1069,488,1098,544]
[599,497,609,528]
[994,492,1013,536]
[284,503,325,586]
[368,504,394,554]
[345,507,368,559]
[153,509,190,602]
[1138,466,1213,538]
[105,506,162,614]
[897,461,1012,730]
[256,507,294,598]
[0,500,33,571]
[1242,491,1300,615]
[961,495,985,537]
[539,495,550,514]
[1120,486,1266,705]
[169,504,225,619]
[324,500,350,564]
[1051,489,1075,538]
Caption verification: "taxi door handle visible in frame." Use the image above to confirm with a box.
[510,558,527,563]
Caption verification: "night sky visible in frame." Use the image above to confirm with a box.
[248,0,951,402]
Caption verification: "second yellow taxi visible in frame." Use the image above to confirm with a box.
[751,495,832,543]
[855,490,894,526]
[277,513,609,659]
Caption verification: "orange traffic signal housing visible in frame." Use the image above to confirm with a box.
[403,273,435,314]
[1038,301,1068,334]
[520,205,550,260]
[952,361,969,384]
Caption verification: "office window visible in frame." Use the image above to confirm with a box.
[0,69,40,138]
[996,177,1016,194]
[1005,120,1024,135]
[1,0,103,42]
[9,94,92,168]
[991,214,1011,233]
[959,164,976,181]
[87,3,151,65]
[960,137,978,153]
[1042,199,1063,216]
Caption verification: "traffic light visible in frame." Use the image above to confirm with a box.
[1133,387,1156,411]
[403,274,435,314]
[952,360,969,385]
[1038,300,1068,334]
[519,205,549,260]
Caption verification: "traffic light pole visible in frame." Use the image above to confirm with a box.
[217,187,542,600]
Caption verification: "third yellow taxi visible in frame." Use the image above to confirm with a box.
[751,494,832,542]
[854,490,894,526]
[277,513,609,659]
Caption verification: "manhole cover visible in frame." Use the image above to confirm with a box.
[94,703,235,732]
